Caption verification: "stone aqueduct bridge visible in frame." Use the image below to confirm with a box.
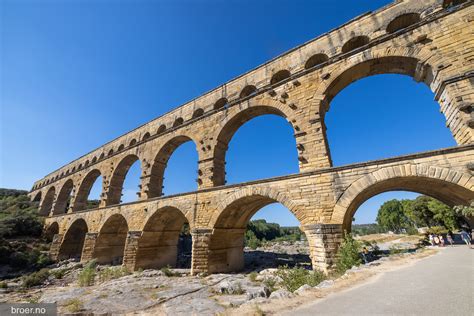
[29,0,473,274]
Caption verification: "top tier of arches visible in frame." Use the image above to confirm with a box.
[31,1,472,197]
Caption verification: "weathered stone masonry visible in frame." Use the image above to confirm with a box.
[30,0,473,274]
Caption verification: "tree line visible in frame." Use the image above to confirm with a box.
[375,195,472,233]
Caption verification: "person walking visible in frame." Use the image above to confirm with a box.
[428,234,434,246]
[460,230,472,248]
[362,247,370,264]
[446,232,454,246]
[433,234,440,246]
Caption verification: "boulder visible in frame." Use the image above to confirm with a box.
[269,289,294,299]
[294,284,312,295]
[246,286,271,300]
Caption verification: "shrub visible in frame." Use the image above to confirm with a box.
[232,282,245,295]
[336,233,362,274]
[262,277,277,292]
[51,269,66,279]
[64,298,83,313]
[275,266,325,292]
[160,265,180,277]
[245,230,262,250]
[248,271,258,282]
[36,253,53,268]
[22,268,50,288]
[98,266,130,282]
[0,281,7,289]
[78,262,96,287]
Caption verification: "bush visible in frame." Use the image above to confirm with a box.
[262,277,277,292]
[36,253,53,268]
[98,266,130,282]
[22,268,50,288]
[160,265,180,277]
[0,281,7,289]
[78,261,97,287]
[275,266,325,292]
[336,233,362,274]
[51,269,66,279]
[248,271,258,282]
[245,230,262,250]
[64,298,83,313]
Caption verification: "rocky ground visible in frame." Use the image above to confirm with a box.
[0,234,427,315]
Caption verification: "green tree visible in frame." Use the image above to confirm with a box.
[454,201,474,217]
[376,199,411,233]
[402,196,459,230]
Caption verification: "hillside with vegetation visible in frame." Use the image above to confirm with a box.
[0,188,51,279]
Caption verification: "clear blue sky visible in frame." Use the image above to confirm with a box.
[1,0,455,226]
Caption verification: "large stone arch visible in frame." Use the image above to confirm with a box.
[134,206,190,269]
[208,187,302,273]
[39,187,56,216]
[32,191,42,203]
[73,169,102,212]
[58,218,88,260]
[147,135,199,198]
[106,154,141,206]
[211,99,300,186]
[93,213,129,265]
[210,187,302,228]
[332,164,474,230]
[313,46,470,147]
[52,179,74,215]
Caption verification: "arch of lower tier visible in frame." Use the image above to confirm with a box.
[133,206,190,270]
[207,188,303,273]
[93,214,129,265]
[331,164,474,231]
[58,218,88,261]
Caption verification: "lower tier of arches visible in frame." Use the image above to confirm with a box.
[42,145,474,274]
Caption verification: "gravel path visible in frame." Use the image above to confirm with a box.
[285,246,474,316]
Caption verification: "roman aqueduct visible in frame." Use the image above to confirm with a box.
[29,0,474,274]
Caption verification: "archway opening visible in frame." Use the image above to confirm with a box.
[73,169,102,211]
[339,175,474,233]
[149,136,198,197]
[39,187,55,216]
[349,189,471,260]
[52,180,73,215]
[386,13,421,34]
[93,214,129,265]
[270,70,291,85]
[135,207,191,270]
[44,222,59,243]
[341,36,369,53]
[305,53,329,69]
[58,219,88,261]
[240,85,257,98]
[325,72,455,166]
[209,196,309,273]
[33,192,42,203]
[219,109,298,185]
[106,155,141,205]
